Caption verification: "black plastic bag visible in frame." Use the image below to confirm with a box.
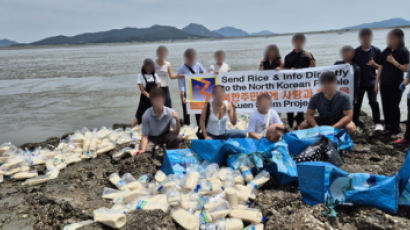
[293,136,344,166]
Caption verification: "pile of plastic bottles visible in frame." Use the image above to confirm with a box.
[0,126,141,186]
[87,162,269,230]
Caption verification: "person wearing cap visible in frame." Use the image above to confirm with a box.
[135,88,183,154]
[300,72,356,134]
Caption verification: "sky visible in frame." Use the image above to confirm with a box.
[1,0,410,43]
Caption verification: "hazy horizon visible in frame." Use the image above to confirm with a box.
[2,0,410,43]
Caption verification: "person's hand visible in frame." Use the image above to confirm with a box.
[399,83,406,91]
[367,58,377,67]
[374,84,379,94]
[387,55,395,64]
[172,112,179,120]
[231,101,237,109]
[182,97,187,104]
[214,71,219,75]
[275,67,281,71]
[145,93,150,98]
[133,150,144,156]
[178,74,185,79]
[205,136,212,140]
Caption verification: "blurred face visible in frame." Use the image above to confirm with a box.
[342,50,354,62]
[215,53,225,64]
[185,53,196,65]
[157,48,168,60]
[257,97,272,113]
[321,81,337,95]
[145,64,154,74]
[212,87,226,102]
[267,49,277,59]
[151,96,165,108]
[293,38,305,50]
[388,34,400,49]
[360,34,372,47]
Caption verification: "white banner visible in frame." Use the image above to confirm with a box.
[185,64,354,114]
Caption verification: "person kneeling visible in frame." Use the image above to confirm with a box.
[300,72,356,134]
[135,88,183,154]
[248,93,284,142]
[199,85,247,140]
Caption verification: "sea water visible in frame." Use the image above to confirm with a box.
[0,28,409,145]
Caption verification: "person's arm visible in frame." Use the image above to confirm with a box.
[387,55,409,72]
[199,104,211,139]
[374,65,383,93]
[276,61,284,70]
[306,52,316,67]
[172,111,180,134]
[306,108,318,127]
[138,84,149,98]
[168,64,184,79]
[228,102,237,125]
[333,110,353,129]
[249,132,261,140]
[247,113,260,140]
[135,136,148,155]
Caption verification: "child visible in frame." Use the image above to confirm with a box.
[352,28,383,130]
[334,46,361,125]
[284,33,315,129]
[210,50,231,74]
[396,67,410,144]
[132,59,161,127]
[259,44,283,70]
[247,93,284,141]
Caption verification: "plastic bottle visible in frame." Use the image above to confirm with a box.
[198,179,223,195]
[234,184,254,202]
[109,173,126,190]
[122,173,145,191]
[240,166,253,183]
[247,170,270,190]
[93,207,126,229]
[243,224,264,230]
[225,187,239,207]
[154,170,167,183]
[166,188,181,207]
[205,163,220,180]
[229,208,265,224]
[63,220,94,230]
[185,167,201,190]
[126,194,169,213]
[233,170,244,185]
[171,208,200,230]
[207,199,231,220]
[22,169,60,186]
[202,218,244,230]
[10,170,38,180]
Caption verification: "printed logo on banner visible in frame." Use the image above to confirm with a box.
[189,77,217,110]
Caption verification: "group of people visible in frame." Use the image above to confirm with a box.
[133,28,410,154]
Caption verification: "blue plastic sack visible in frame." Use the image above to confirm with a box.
[191,139,225,164]
[298,162,399,213]
[161,149,201,175]
[225,138,298,185]
[398,148,410,205]
[283,126,354,156]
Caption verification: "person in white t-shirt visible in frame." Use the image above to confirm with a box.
[247,93,284,141]
[132,59,161,127]
[209,50,231,74]
[155,46,184,108]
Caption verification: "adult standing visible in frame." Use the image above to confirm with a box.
[375,29,409,139]
[259,45,283,70]
[352,28,383,130]
[284,33,316,129]
[177,48,207,125]
[155,46,184,108]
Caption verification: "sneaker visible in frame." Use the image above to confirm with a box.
[374,123,384,131]
[396,139,410,145]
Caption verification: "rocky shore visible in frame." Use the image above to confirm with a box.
[0,114,409,230]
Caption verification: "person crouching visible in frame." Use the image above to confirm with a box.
[300,72,356,134]
[135,88,183,154]
[199,85,246,140]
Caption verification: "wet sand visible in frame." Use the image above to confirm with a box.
[1,114,410,230]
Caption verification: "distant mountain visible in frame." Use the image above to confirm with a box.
[182,23,222,38]
[342,18,410,30]
[213,26,249,37]
[250,30,274,36]
[0,39,18,47]
[30,25,202,45]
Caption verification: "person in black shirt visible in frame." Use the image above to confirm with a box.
[375,29,410,138]
[335,45,361,107]
[284,33,316,129]
[259,45,283,70]
[352,29,383,130]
